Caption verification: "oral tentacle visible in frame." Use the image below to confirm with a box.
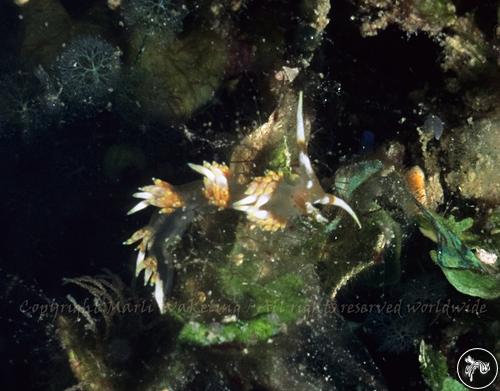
[296,92,315,184]
[316,194,361,228]
[296,91,305,145]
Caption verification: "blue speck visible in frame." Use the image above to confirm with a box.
[360,130,375,153]
[422,114,444,140]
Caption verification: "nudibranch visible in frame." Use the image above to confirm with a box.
[125,92,361,313]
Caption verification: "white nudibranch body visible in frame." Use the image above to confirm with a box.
[125,92,361,313]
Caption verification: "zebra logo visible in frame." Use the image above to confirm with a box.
[457,348,498,389]
[465,356,490,382]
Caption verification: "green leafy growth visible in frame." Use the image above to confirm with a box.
[418,209,500,299]
[419,340,466,391]
[218,259,308,323]
[418,209,483,270]
[416,0,456,26]
[418,212,477,245]
[177,268,307,346]
[268,135,293,176]
[334,160,384,200]
[220,239,309,319]
[178,314,282,346]
[178,227,313,346]
[487,207,500,235]
[437,264,500,300]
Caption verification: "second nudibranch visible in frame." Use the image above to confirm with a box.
[126,92,361,312]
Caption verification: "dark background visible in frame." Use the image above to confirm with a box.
[0,0,495,389]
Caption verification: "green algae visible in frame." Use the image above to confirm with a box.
[438,267,500,300]
[177,224,317,346]
[418,209,500,299]
[334,160,384,200]
[418,210,483,271]
[414,0,456,28]
[419,340,467,391]
[179,314,283,346]
[268,135,293,176]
